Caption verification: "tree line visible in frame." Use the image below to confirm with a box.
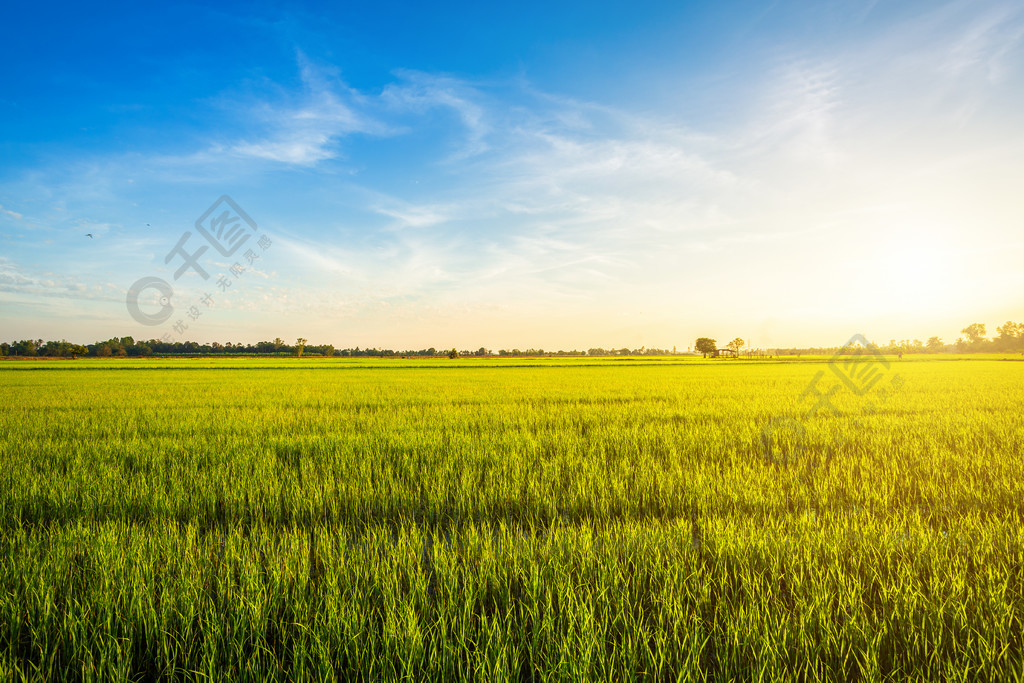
[2,321,1021,358]
[691,321,1024,357]
[0,337,567,358]
[0,337,686,358]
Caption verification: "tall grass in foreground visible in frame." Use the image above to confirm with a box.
[1,359,1023,680]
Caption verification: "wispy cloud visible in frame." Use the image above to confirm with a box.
[941,2,1024,82]
[381,70,492,159]
[228,53,392,165]
[372,201,458,230]
[0,256,122,304]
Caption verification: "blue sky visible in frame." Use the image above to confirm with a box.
[2,0,1022,349]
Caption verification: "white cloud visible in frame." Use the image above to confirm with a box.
[941,3,1024,82]
[228,53,392,166]
[233,134,336,165]
[381,70,492,158]
[372,201,458,230]
[0,257,123,304]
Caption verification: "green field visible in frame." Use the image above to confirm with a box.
[2,356,1023,680]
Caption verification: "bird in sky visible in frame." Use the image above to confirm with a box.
[85,233,93,238]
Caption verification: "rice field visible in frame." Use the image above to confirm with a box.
[1,356,1023,680]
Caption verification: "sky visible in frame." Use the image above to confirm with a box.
[1,0,1022,350]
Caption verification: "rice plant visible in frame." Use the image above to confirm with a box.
[1,356,1022,680]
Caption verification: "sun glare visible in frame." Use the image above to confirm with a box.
[862,222,958,314]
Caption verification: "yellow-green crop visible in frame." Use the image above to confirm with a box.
[1,356,1022,680]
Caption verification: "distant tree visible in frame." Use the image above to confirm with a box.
[39,340,66,357]
[996,321,1022,350]
[695,338,717,358]
[727,338,745,354]
[11,339,39,356]
[295,338,307,357]
[448,348,459,359]
[961,323,986,343]
[961,323,987,350]
[38,340,76,357]
[273,337,284,351]
[926,336,944,353]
